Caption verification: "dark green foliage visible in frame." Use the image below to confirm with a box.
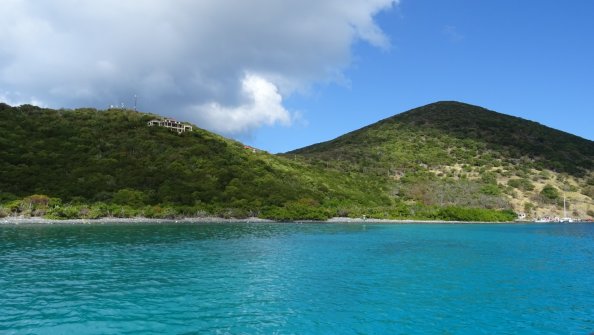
[0,106,295,206]
[285,101,593,219]
[261,198,332,221]
[2,101,591,221]
[0,103,387,219]
[0,192,17,203]
[480,184,501,196]
[112,189,147,207]
[289,101,593,178]
[540,184,560,201]
[524,202,534,213]
[435,206,516,222]
[507,178,535,191]
[480,172,498,185]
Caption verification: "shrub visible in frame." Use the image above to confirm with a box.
[480,172,497,185]
[21,194,50,210]
[540,184,560,200]
[436,206,515,222]
[112,189,147,207]
[261,199,331,221]
[507,178,535,191]
[0,192,17,203]
[0,207,8,218]
[480,184,501,196]
[46,205,82,219]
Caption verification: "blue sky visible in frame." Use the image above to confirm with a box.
[249,0,594,152]
[1,1,592,153]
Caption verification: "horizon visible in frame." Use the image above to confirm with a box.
[1,1,593,152]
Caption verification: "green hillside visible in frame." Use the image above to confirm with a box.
[2,101,590,221]
[0,103,388,220]
[288,101,594,220]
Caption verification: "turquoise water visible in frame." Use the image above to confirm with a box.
[1,223,593,334]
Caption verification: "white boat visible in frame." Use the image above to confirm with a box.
[561,196,573,223]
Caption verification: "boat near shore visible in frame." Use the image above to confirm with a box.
[561,195,574,223]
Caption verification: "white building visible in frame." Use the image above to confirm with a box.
[148,118,193,133]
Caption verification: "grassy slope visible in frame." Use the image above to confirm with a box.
[288,101,594,219]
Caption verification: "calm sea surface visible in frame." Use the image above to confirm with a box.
[0,223,593,334]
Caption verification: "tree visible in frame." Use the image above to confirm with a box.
[112,189,147,207]
[540,184,559,201]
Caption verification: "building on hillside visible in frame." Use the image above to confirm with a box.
[148,118,193,133]
[244,145,258,153]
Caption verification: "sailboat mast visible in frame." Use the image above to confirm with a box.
[561,195,575,223]
[563,196,567,218]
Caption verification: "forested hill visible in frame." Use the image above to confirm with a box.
[288,101,594,219]
[0,103,388,220]
[1,101,591,221]
[290,101,593,177]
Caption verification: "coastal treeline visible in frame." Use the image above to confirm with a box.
[0,194,515,222]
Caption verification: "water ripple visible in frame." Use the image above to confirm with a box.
[1,223,593,334]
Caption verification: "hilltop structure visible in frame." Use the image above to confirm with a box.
[148,118,193,133]
[244,145,258,153]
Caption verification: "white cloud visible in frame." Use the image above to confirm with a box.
[0,0,397,135]
[0,91,45,107]
[192,73,291,134]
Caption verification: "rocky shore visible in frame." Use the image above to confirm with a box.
[0,216,275,225]
[0,215,525,225]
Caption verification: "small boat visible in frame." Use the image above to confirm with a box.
[561,196,573,223]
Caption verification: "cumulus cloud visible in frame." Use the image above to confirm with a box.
[0,0,397,135]
[192,73,291,134]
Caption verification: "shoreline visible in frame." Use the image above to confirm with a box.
[2,216,585,225]
[0,216,275,225]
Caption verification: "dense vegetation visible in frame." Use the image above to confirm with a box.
[2,101,590,222]
[0,103,394,220]
[291,101,592,176]
[287,101,594,219]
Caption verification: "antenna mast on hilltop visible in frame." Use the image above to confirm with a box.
[134,94,138,112]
